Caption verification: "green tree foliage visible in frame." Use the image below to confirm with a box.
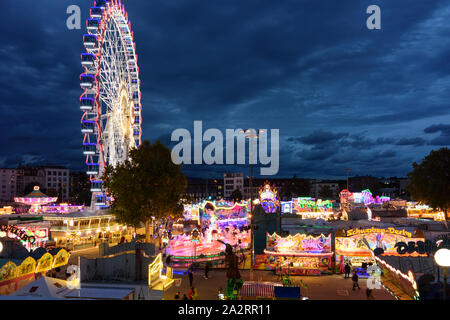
[407,148,450,220]
[283,175,311,198]
[229,189,243,202]
[103,140,187,242]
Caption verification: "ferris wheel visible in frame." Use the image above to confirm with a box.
[80,0,142,207]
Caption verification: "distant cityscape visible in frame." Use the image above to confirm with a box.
[0,165,411,207]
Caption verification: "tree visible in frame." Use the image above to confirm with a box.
[103,140,187,242]
[229,189,243,202]
[319,185,333,199]
[407,148,450,220]
[283,176,310,198]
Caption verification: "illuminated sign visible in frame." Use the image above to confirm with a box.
[281,201,292,214]
[395,238,450,255]
[0,225,36,244]
[335,227,425,257]
[345,227,413,238]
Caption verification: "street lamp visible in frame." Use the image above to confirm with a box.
[434,248,450,300]
[239,128,263,281]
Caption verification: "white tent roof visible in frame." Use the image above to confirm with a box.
[10,276,73,298]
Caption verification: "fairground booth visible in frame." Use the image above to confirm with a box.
[281,197,336,221]
[339,189,390,207]
[264,233,333,275]
[0,238,70,295]
[335,226,425,277]
[406,202,446,221]
[166,200,251,268]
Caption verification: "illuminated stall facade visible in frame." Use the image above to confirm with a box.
[281,197,336,220]
[42,213,131,248]
[0,248,70,295]
[264,233,333,276]
[335,227,426,270]
[406,203,446,221]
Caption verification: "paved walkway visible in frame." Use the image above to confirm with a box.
[163,269,395,300]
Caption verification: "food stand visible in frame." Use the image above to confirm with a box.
[265,233,333,276]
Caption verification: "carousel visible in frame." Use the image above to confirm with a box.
[14,186,58,214]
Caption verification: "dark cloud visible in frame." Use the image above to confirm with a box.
[289,130,348,145]
[0,0,449,179]
[396,137,427,146]
[424,123,450,146]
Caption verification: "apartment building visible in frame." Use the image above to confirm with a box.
[223,172,244,199]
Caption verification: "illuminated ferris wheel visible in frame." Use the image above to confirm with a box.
[79,0,142,207]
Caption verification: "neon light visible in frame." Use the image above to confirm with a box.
[258,181,279,213]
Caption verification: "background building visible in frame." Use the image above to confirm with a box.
[0,169,19,205]
[310,180,340,200]
[223,172,244,199]
[184,178,223,201]
[0,166,71,206]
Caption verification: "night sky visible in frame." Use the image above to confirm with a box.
[1,0,449,179]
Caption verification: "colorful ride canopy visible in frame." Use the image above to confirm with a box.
[258,181,279,214]
[198,200,250,223]
[339,189,390,205]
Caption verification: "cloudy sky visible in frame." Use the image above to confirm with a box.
[1,0,449,179]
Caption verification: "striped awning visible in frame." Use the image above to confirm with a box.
[239,281,282,298]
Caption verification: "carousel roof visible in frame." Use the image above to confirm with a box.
[22,187,54,198]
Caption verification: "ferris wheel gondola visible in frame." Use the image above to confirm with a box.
[79,0,142,208]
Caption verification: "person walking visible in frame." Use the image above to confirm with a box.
[344,263,351,279]
[366,288,374,300]
[188,287,197,300]
[204,263,210,279]
[352,271,361,290]
[188,268,194,287]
